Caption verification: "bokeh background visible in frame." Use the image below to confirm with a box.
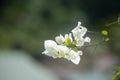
[0,0,120,80]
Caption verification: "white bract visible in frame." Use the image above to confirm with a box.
[72,21,91,47]
[68,50,82,64]
[42,21,91,64]
[55,33,73,45]
[42,40,58,58]
[42,40,81,64]
[55,34,65,44]
[58,45,81,64]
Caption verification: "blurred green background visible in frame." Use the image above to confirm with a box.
[0,0,120,54]
[0,0,120,80]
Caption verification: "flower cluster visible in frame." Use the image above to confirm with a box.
[42,21,91,64]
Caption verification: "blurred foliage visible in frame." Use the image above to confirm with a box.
[107,23,120,55]
[0,0,120,56]
[112,66,120,80]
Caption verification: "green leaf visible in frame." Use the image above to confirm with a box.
[112,72,120,80]
[112,66,120,80]
[116,66,120,72]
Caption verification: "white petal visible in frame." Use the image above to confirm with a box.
[55,34,65,44]
[42,50,48,54]
[60,34,65,41]
[55,37,63,44]
[44,40,57,50]
[72,21,88,42]
[69,33,73,41]
[57,45,70,58]
[68,50,80,64]
[80,27,87,37]
[85,37,91,43]
[58,45,70,53]
[65,34,69,39]
[71,56,80,64]
[44,40,58,57]
[77,21,81,26]
[42,50,53,57]
[76,40,85,47]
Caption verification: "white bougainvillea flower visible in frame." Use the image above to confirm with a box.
[72,21,91,47]
[42,40,68,58]
[42,40,59,58]
[42,21,91,65]
[55,33,73,45]
[42,40,82,64]
[72,21,87,40]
